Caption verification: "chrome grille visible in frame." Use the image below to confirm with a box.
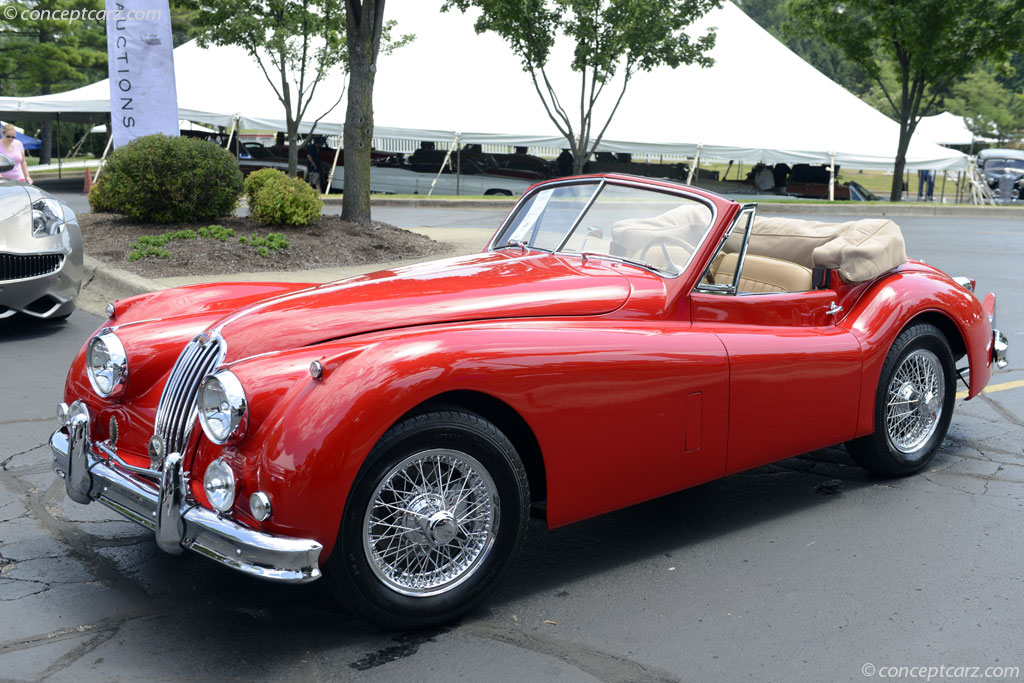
[1,252,63,281]
[154,334,225,455]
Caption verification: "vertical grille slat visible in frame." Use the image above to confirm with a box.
[155,335,225,455]
[0,252,63,281]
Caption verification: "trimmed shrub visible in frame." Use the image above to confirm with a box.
[87,134,243,223]
[243,168,287,205]
[250,174,323,227]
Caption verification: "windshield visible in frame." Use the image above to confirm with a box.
[493,181,714,275]
[983,158,1024,172]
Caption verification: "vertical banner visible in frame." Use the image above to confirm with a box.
[106,0,178,148]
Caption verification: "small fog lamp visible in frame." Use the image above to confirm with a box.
[204,458,236,513]
[249,492,272,521]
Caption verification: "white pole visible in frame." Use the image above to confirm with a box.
[225,115,239,153]
[325,130,343,195]
[828,151,836,202]
[92,135,115,181]
[686,143,703,185]
[428,132,461,197]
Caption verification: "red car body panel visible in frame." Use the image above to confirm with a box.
[63,175,997,568]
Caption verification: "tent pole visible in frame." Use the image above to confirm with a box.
[56,114,62,180]
[225,115,238,154]
[93,135,114,181]
[686,144,702,185]
[456,143,461,196]
[940,171,947,203]
[428,132,460,197]
[828,152,835,202]
[325,133,342,196]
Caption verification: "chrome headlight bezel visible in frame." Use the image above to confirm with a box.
[86,331,129,398]
[198,370,248,445]
[31,197,65,237]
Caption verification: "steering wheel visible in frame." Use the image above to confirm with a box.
[639,235,695,274]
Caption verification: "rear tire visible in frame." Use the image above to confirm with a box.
[325,409,529,629]
[846,323,956,477]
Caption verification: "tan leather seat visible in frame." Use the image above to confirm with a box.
[712,252,813,293]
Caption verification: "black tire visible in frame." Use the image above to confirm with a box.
[325,409,530,629]
[846,323,956,477]
[484,189,513,196]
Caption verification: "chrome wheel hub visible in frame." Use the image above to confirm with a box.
[886,349,945,454]
[363,448,498,596]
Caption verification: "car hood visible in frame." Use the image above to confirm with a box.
[211,250,631,362]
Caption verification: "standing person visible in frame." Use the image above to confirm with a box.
[0,124,33,183]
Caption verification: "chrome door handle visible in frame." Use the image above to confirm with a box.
[826,302,843,316]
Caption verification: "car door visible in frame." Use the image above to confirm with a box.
[689,207,863,475]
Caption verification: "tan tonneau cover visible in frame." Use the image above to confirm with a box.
[749,216,908,283]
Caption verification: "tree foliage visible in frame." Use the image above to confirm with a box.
[443,0,722,174]
[183,0,348,176]
[946,67,1024,143]
[787,0,1024,200]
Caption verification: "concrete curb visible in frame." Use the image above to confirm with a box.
[78,255,166,316]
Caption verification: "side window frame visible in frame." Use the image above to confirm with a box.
[694,204,757,295]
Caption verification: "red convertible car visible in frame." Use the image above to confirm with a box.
[51,175,1008,628]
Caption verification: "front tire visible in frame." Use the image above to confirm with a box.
[846,323,956,477]
[325,409,529,629]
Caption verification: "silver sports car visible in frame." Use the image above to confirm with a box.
[0,158,83,320]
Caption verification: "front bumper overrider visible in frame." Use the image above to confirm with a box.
[50,400,322,583]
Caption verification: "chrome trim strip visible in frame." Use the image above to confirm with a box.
[51,401,322,583]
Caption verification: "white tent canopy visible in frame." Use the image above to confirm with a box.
[0,1,966,171]
[0,40,348,134]
[371,0,966,171]
[912,112,974,147]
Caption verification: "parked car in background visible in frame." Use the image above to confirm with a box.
[51,174,1007,629]
[978,148,1024,202]
[0,157,82,320]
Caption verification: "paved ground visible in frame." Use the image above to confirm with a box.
[1,208,1022,682]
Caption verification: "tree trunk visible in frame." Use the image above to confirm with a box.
[342,0,384,225]
[40,120,53,166]
[287,118,299,177]
[571,142,587,175]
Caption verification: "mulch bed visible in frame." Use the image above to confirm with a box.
[78,213,452,280]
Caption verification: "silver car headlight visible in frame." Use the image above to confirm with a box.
[86,331,128,397]
[198,370,247,444]
[31,197,65,237]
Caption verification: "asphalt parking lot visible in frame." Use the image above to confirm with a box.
[1,208,1023,682]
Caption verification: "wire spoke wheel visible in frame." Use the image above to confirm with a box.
[884,349,945,454]
[363,448,499,597]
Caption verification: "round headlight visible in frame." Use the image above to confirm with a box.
[86,332,128,398]
[204,458,236,512]
[198,370,247,444]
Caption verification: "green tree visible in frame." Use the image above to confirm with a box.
[0,0,106,163]
[788,0,1024,201]
[185,0,348,177]
[443,0,722,175]
[946,67,1024,143]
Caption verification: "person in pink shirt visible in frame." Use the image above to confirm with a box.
[1,123,33,183]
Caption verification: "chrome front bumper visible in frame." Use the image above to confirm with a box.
[993,328,1008,370]
[50,401,322,583]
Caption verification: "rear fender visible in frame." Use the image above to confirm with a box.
[840,271,992,437]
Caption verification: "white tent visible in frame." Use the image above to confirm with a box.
[0,1,966,171]
[912,112,974,147]
[371,0,966,171]
[0,40,348,134]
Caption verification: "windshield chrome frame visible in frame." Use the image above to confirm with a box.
[488,177,720,279]
[693,203,758,295]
